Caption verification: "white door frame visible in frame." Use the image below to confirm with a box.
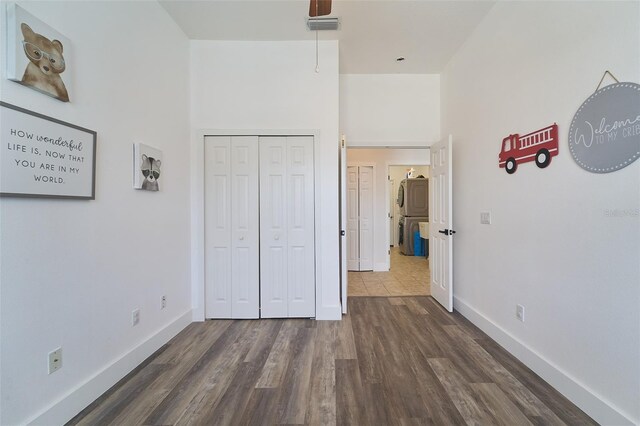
[389,178,395,247]
[385,159,429,270]
[339,136,347,314]
[192,129,323,321]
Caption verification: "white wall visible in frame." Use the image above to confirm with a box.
[0,2,191,425]
[190,40,341,320]
[340,74,440,147]
[347,149,429,270]
[441,2,640,424]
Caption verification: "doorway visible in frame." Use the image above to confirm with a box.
[344,147,431,298]
[388,165,429,249]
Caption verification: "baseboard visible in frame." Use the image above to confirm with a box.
[27,310,193,426]
[453,296,636,426]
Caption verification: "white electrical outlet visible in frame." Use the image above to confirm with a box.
[132,308,140,326]
[48,348,62,374]
[480,211,492,225]
[516,304,525,322]
[161,296,166,310]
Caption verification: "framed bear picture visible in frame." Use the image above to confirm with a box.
[133,143,162,192]
[5,4,72,102]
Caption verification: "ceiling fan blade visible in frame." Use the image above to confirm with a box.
[309,0,332,17]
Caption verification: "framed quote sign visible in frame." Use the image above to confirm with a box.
[0,102,96,199]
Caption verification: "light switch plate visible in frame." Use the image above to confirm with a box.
[516,304,525,322]
[480,211,491,225]
[132,308,140,326]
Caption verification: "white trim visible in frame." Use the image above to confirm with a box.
[27,310,193,426]
[346,161,377,167]
[346,142,435,149]
[453,296,636,426]
[514,152,537,161]
[340,136,347,314]
[193,129,330,320]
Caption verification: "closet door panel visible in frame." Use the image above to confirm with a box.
[359,166,374,271]
[231,136,259,318]
[260,137,288,318]
[346,166,359,271]
[204,136,232,318]
[287,137,315,317]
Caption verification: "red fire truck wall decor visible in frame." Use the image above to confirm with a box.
[498,124,559,174]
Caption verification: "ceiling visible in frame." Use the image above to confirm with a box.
[159,0,495,74]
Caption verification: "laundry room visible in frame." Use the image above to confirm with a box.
[389,164,429,254]
[345,148,431,297]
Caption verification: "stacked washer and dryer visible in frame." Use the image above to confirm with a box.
[397,178,429,256]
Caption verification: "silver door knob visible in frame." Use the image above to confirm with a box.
[239,236,244,240]
[274,235,280,240]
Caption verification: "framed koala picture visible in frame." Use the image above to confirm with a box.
[5,4,71,102]
[133,143,162,192]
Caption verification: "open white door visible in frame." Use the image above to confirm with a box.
[430,135,454,312]
[340,136,348,314]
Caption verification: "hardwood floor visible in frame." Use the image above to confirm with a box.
[68,297,596,426]
[349,247,430,297]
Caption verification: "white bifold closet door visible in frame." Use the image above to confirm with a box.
[346,166,374,271]
[260,136,315,318]
[346,167,359,271]
[204,136,259,319]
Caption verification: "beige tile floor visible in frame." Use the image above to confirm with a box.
[348,247,430,296]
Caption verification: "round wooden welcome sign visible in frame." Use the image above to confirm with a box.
[568,82,640,173]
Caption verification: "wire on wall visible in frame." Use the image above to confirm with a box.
[595,70,620,92]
